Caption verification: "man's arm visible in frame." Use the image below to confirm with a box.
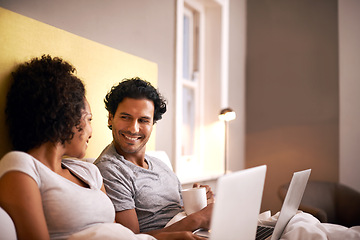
[105,188,208,240]
[114,203,213,235]
[115,209,141,233]
[144,203,213,236]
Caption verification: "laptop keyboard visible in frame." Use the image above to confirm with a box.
[256,225,274,240]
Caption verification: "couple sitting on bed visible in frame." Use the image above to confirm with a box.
[0,55,213,240]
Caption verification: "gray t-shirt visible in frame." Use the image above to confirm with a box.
[95,143,183,232]
[0,151,115,240]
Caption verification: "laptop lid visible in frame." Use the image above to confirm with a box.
[270,169,311,240]
[209,165,267,240]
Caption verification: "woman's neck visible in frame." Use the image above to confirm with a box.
[27,142,65,172]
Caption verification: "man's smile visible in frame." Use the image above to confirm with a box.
[120,132,143,142]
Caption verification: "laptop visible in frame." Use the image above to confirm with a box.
[256,169,311,240]
[195,165,267,240]
[195,168,311,240]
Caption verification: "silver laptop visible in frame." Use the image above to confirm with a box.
[195,165,267,240]
[256,169,311,240]
[195,167,311,240]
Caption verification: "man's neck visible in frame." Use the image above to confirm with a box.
[114,144,148,169]
[125,154,148,169]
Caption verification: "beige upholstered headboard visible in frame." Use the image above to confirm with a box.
[0,7,158,159]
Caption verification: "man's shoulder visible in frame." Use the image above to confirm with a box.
[146,154,173,172]
[94,143,119,165]
[95,157,132,182]
[95,153,123,170]
[94,145,134,178]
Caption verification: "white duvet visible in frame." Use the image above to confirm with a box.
[259,211,360,240]
[68,211,360,240]
[68,223,156,240]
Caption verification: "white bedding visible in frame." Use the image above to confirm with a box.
[259,211,360,240]
[166,210,360,239]
[3,206,359,240]
[68,223,156,240]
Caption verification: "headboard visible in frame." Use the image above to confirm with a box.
[0,7,158,159]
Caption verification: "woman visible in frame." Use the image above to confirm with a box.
[0,55,203,240]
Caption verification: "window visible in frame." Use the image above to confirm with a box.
[181,6,200,159]
[176,0,229,183]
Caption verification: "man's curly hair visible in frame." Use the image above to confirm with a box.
[5,55,86,152]
[104,77,167,124]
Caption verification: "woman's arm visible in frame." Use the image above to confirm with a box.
[0,171,49,240]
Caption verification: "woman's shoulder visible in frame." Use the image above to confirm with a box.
[1,151,33,160]
[0,151,36,168]
[62,158,103,188]
[62,158,100,176]
[62,158,97,171]
[0,151,41,184]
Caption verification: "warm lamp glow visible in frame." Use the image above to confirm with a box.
[219,108,236,122]
[219,107,236,174]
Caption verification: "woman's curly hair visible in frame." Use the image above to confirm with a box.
[104,77,167,124]
[5,55,86,152]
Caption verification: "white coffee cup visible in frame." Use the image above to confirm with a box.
[181,187,207,215]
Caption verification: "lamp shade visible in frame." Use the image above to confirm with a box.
[219,108,236,122]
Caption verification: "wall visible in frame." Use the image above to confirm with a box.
[1,0,359,214]
[0,0,246,174]
[0,7,158,158]
[339,0,360,192]
[228,0,246,171]
[246,0,339,213]
[0,0,177,161]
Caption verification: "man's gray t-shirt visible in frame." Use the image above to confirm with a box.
[94,143,183,232]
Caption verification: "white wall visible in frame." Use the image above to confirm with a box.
[339,0,360,192]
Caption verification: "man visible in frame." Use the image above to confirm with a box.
[94,77,213,236]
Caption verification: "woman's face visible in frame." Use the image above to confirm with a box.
[64,99,93,159]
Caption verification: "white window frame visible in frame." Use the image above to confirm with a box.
[178,1,204,179]
[176,0,229,183]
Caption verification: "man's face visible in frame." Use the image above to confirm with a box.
[109,97,154,156]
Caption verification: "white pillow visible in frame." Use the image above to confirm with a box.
[0,207,17,239]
